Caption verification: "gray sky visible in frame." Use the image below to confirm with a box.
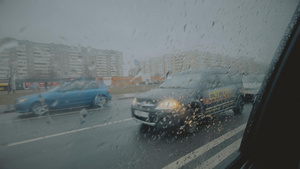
[0,0,298,72]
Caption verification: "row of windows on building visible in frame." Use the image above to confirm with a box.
[0,39,124,79]
[131,50,267,77]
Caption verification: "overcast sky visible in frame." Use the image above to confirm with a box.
[0,0,298,72]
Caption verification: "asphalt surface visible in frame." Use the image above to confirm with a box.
[0,99,252,169]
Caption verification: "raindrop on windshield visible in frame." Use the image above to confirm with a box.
[183,24,187,32]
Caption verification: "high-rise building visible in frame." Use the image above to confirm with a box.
[0,48,11,79]
[94,49,123,77]
[136,50,263,79]
[0,39,124,80]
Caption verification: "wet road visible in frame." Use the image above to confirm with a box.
[0,99,252,169]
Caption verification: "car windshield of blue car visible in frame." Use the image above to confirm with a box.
[49,86,60,92]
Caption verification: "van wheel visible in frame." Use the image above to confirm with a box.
[233,95,244,115]
[183,109,199,133]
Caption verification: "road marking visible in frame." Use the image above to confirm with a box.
[0,108,105,124]
[162,123,246,169]
[0,111,79,124]
[3,118,133,148]
[195,138,242,169]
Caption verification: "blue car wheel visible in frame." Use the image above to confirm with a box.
[31,102,49,116]
[94,95,108,108]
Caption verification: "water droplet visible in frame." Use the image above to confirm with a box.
[183,24,187,32]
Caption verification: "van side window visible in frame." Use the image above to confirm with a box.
[219,74,231,87]
[205,74,220,89]
[201,76,210,90]
[214,74,221,88]
[231,74,242,86]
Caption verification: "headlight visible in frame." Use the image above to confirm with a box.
[18,98,28,103]
[132,98,137,106]
[156,99,181,110]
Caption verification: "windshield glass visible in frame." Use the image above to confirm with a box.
[242,75,265,83]
[48,85,60,92]
[160,73,201,89]
[0,0,298,169]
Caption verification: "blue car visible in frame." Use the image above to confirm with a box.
[14,80,112,115]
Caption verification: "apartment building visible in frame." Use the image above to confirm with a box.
[0,39,124,80]
[0,49,10,79]
[94,49,123,77]
[16,44,28,79]
[138,50,264,78]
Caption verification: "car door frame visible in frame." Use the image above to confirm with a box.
[226,4,300,168]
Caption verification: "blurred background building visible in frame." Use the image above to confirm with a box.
[136,50,267,79]
[0,38,124,80]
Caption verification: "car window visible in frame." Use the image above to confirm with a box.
[242,75,264,83]
[82,81,99,90]
[63,81,85,91]
[203,74,219,89]
[159,73,202,88]
[0,0,298,169]
[219,74,231,87]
